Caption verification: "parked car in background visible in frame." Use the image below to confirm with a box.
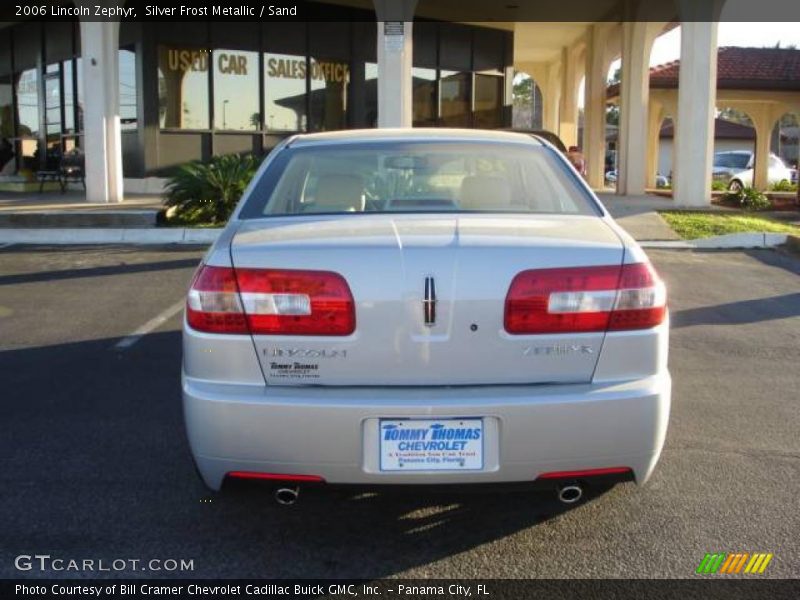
[182,129,671,506]
[712,150,794,191]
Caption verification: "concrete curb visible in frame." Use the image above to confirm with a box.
[0,228,222,245]
[641,232,789,250]
[0,229,791,249]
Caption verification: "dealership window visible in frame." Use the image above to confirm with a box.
[44,64,62,161]
[61,59,75,133]
[75,58,84,133]
[119,48,137,131]
[0,75,12,139]
[0,75,13,174]
[213,49,258,131]
[412,67,437,127]
[264,53,307,131]
[439,70,470,127]
[309,58,349,131]
[364,62,378,127]
[15,68,39,137]
[473,73,504,129]
[158,46,210,129]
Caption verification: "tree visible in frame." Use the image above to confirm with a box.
[717,107,753,126]
[606,68,621,127]
[512,73,535,129]
[513,75,533,105]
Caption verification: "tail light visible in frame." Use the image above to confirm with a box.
[186,265,355,335]
[504,262,666,334]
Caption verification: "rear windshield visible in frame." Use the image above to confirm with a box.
[240,142,598,218]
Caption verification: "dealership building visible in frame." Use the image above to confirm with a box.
[2,0,793,207]
[0,2,512,195]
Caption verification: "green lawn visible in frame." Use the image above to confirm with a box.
[658,211,800,240]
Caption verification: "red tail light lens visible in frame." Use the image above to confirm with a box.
[186,265,355,336]
[236,268,355,335]
[186,265,249,334]
[504,263,666,334]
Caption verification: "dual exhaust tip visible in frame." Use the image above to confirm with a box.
[274,486,300,506]
[272,484,583,506]
[557,483,584,504]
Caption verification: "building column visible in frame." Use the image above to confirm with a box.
[673,16,719,206]
[646,101,665,188]
[559,46,581,149]
[584,24,614,189]
[78,18,123,203]
[751,108,776,190]
[617,21,657,196]
[374,0,417,128]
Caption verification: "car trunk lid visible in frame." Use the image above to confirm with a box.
[230,213,624,386]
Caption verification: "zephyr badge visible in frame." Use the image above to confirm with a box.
[423,276,437,326]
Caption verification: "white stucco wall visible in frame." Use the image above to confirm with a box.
[658,138,755,177]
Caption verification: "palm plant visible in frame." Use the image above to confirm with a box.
[164,154,260,225]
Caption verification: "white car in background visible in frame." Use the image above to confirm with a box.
[182,129,671,506]
[712,150,795,191]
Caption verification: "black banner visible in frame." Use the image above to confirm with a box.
[2,0,800,23]
[3,579,800,600]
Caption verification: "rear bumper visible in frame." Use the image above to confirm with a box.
[183,372,671,491]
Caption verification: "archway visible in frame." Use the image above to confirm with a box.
[648,110,674,189]
[770,111,800,190]
[511,72,543,130]
[713,107,756,192]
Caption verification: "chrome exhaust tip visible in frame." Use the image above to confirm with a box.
[557,484,583,504]
[274,487,300,506]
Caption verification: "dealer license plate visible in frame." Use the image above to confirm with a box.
[379,418,484,472]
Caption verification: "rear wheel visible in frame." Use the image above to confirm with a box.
[728,179,744,193]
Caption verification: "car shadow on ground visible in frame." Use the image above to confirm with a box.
[671,292,800,328]
[0,256,200,286]
[0,330,616,579]
[201,480,614,578]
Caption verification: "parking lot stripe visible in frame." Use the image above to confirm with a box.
[114,300,185,350]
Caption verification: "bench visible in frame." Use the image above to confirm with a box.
[37,149,86,193]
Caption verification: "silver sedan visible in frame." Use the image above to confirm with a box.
[182,129,670,505]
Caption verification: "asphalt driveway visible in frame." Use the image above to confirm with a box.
[0,245,798,579]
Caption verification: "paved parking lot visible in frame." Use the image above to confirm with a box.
[0,244,798,578]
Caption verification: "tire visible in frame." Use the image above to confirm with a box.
[728,179,744,193]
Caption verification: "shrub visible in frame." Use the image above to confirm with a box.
[724,186,772,212]
[711,180,727,191]
[769,179,798,192]
[164,154,260,225]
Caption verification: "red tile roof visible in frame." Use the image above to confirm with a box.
[659,117,756,140]
[607,46,800,97]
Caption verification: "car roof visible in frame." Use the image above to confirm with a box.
[287,128,544,148]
